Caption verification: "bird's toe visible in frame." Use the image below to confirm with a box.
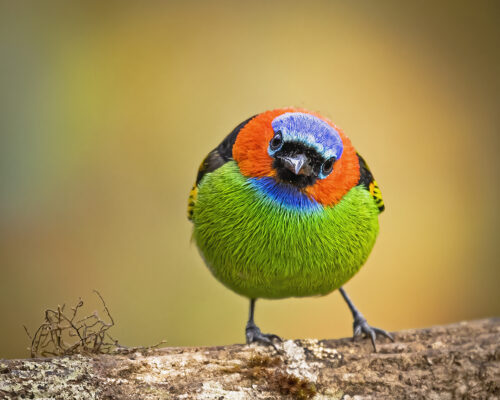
[246,324,282,351]
[352,316,393,352]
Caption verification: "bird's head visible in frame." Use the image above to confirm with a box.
[267,112,343,189]
[232,108,360,207]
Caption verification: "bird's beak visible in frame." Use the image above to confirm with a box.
[280,154,307,175]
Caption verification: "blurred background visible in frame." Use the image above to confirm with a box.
[1,1,499,359]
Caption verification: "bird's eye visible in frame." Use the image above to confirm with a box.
[321,158,335,176]
[269,131,283,151]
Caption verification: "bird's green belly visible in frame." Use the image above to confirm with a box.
[192,162,380,299]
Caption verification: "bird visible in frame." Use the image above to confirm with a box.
[187,108,393,351]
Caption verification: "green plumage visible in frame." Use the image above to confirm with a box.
[192,161,380,299]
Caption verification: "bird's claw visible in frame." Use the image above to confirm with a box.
[246,323,282,351]
[352,314,394,352]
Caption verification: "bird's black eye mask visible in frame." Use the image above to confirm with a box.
[272,142,333,189]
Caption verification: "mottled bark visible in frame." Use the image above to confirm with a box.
[1,318,499,399]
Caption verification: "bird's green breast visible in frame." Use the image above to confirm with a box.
[192,162,379,299]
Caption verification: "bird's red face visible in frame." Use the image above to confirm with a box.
[232,108,360,207]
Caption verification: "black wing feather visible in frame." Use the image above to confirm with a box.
[188,115,256,220]
[196,115,256,184]
[357,153,385,213]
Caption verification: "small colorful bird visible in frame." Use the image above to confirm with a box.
[188,108,393,351]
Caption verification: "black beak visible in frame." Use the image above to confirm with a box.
[280,154,307,175]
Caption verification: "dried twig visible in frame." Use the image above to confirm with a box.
[24,291,119,357]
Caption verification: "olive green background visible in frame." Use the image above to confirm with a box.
[1,1,499,359]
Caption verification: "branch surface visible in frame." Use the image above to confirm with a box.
[1,318,499,399]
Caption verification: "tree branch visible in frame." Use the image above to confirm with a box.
[1,318,498,399]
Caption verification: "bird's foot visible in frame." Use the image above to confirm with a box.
[245,322,282,351]
[352,313,394,352]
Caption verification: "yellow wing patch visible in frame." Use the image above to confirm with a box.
[187,184,198,221]
[369,180,385,212]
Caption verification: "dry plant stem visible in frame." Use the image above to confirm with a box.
[23,291,118,357]
[2,318,499,400]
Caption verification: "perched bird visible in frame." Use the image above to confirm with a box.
[188,108,393,351]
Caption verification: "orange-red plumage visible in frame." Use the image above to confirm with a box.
[233,107,360,207]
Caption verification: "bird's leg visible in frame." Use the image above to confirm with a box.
[245,299,282,349]
[339,287,394,352]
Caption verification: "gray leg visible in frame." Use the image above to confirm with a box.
[245,299,282,349]
[339,287,394,352]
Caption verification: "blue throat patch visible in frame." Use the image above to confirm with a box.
[250,177,321,212]
[271,112,343,161]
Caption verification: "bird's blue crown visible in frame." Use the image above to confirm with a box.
[270,112,343,160]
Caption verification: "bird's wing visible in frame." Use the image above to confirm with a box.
[187,115,256,221]
[356,153,385,213]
